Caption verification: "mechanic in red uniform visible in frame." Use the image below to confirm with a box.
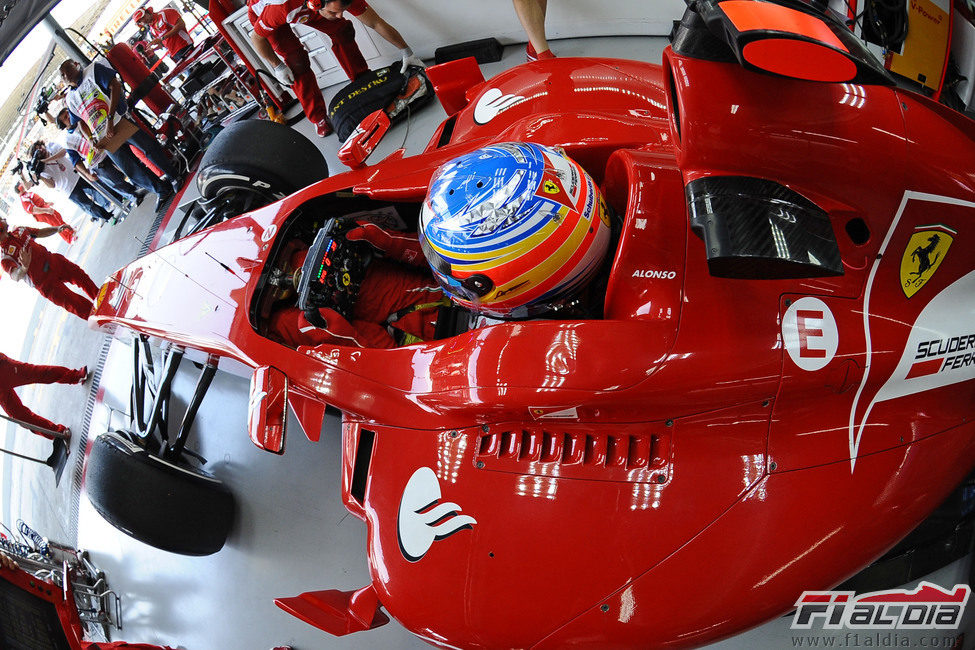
[0,218,99,321]
[134,6,194,62]
[247,0,423,136]
[13,182,76,243]
[270,223,445,348]
[513,0,556,61]
[0,353,86,439]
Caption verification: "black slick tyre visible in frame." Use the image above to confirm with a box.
[85,432,235,556]
[328,65,433,142]
[195,119,329,201]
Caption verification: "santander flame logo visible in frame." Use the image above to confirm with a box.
[473,88,526,125]
[397,467,476,562]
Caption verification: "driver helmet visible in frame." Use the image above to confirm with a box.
[419,141,611,319]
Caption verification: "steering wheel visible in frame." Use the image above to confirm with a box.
[296,218,373,323]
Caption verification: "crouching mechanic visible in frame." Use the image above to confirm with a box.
[270,222,446,348]
[247,0,423,137]
[13,182,75,243]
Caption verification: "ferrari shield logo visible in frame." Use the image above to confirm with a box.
[900,227,953,298]
[598,197,611,227]
[536,171,573,209]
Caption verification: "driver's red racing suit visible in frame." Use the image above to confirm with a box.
[270,225,445,349]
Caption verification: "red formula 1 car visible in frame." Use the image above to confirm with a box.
[84,0,975,647]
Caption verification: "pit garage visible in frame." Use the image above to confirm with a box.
[1,1,975,648]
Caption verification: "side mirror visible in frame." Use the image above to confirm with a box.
[249,366,288,454]
[337,109,391,169]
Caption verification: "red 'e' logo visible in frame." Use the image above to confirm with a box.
[796,310,827,358]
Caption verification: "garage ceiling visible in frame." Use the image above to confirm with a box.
[0,0,61,66]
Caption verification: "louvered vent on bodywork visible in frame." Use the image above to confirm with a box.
[475,426,671,483]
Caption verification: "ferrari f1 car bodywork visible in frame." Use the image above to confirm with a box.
[89,1,975,647]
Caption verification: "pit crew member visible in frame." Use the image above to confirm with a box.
[0,352,87,439]
[513,0,555,61]
[247,0,423,137]
[13,182,75,243]
[134,6,194,63]
[0,218,99,321]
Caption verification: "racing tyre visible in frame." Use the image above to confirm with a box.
[196,119,329,201]
[85,432,235,556]
[328,65,433,142]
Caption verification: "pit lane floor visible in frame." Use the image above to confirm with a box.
[4,35,972,650]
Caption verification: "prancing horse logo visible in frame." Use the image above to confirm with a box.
[900,227,954,298]
[911,234,941,277]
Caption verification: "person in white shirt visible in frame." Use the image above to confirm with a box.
[28,140,114,223]
[58,58,180,212]
[56,107,141,207]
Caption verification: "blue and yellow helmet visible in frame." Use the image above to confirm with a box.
[419,142,611,318]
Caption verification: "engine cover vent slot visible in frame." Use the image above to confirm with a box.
[475,425,671,483]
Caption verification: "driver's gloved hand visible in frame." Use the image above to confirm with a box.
[298,307,363,347]
[296,307,397,348]
[346,222,424,266]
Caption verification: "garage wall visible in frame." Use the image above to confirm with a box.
[365,0,687,59]
[953,5,975,109]
[222,2,688,101]
[225,1,687,64]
